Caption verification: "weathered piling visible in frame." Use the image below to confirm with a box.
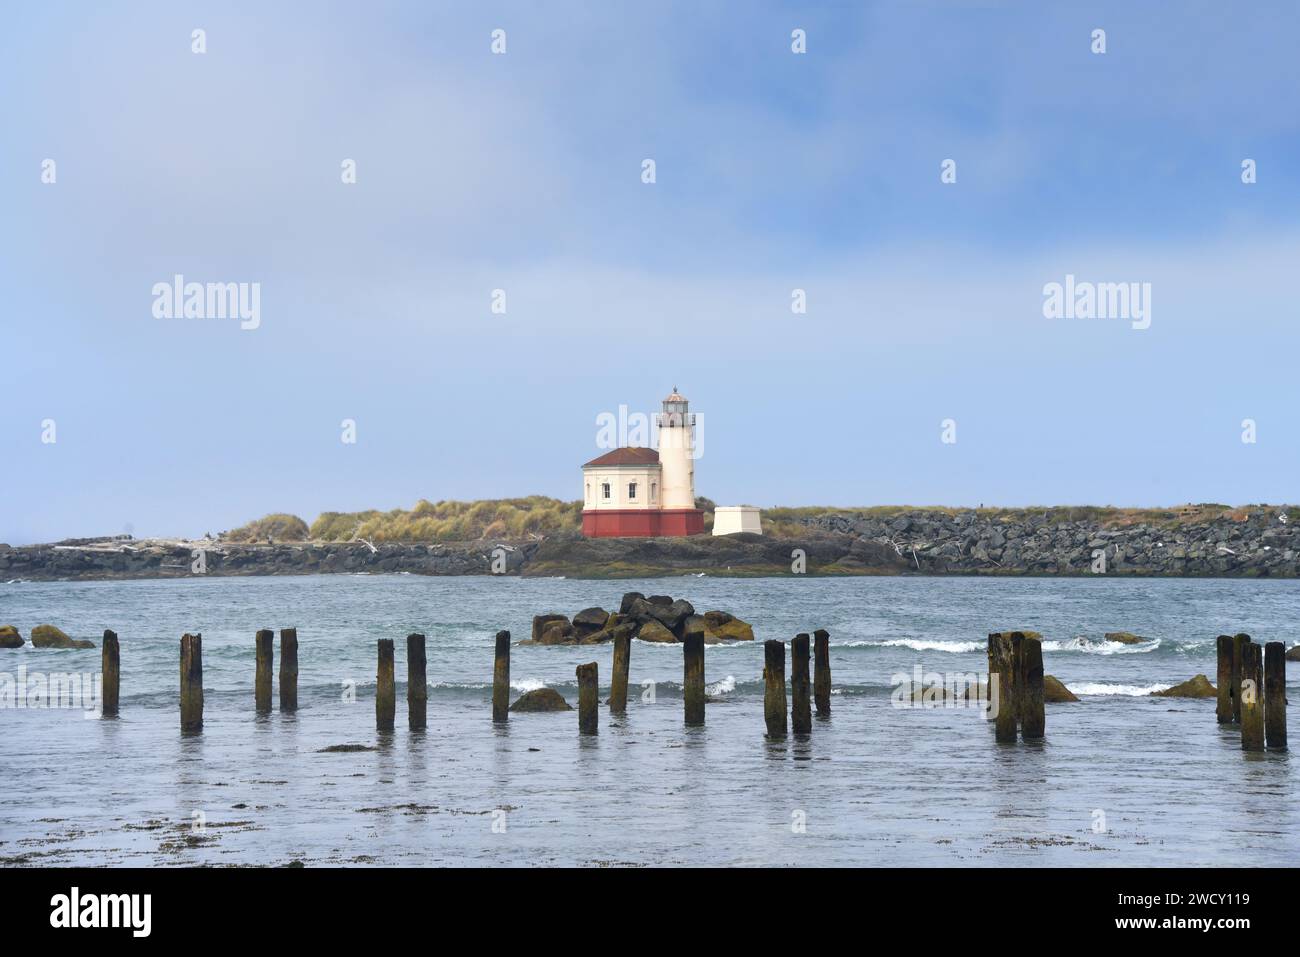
[254,629,274,713]
[791,633,812,734]
[987,632,1017,743]
[813,628,831,716]
[179,633,203,733]
[376,638,396,732]
[609,627,631,713]
[1215,634,1233,724]
[683,628,705,726]
[1231,633,1250,722]
[577,661,598,735]
[101,630,120,717]
[1240,640,1265,751]
[279,628,298,712]
[407,633,427,731]
[763,639,787,737]
[1018,635,1045,740]
[1264,641,1287,751]
[492,630,511,722]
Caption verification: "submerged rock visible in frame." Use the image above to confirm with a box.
[1044,675,1079,702]
[1105,631,1148,644]
[1151,674,1216,698]
[0,625,23,648]
[509,687,572,712]
[1286,645,1300,662]
[30,624,94,649]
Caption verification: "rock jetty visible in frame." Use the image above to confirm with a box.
[518,592,755,646]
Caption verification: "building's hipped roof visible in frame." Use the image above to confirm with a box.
[582,447,661,468]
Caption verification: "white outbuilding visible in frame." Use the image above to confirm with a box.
[712,506,762,536]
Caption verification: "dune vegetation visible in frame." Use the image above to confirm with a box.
[222,513,311,542]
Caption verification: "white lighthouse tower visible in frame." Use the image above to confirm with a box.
[656,387,695,508]
[653,387,704,535]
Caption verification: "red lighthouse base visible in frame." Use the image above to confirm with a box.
[582,508,705,538]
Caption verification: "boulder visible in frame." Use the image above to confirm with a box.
[1105,631,1148,645]
[635,619,678,643]
[0,625,23,649]
[581,620,633,645]
[531,614,569,644]
[509,688,573,712]
[648,598,695,634]
[1044,675,1079,702]
[1285,645,1300,662]
[646,595,674,606]
[30,625,94,649]
[572,606,611,637]
[540,621,575,645]
[1151,674,1216,698]
[624,597,657,621]
[618,592,646,615]
[703,613,755,643]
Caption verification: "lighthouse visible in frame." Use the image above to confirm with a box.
[581,388,705,537]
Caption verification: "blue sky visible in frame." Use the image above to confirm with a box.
[2,1,1299,543]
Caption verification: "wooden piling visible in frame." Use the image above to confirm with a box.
[577,661,598,735]
[1231,633,1250,722]
[1240,640,1264,751]
[763,639,787,737]
[1215,634,1233,724]
[791,633,811,734]
[987,632,1017,743]
[492,630,511,722]
[101,630,119,717]
[407,633,427,731]
[813,628,831,716]
[1264,641,1287,751]
[279,628,298,713]
[683,628,705,726]
[376,638,395,732]
[609,627,631,713]
[179,633,203,733]
[255,629,274,713]
[1018,634,1045,740]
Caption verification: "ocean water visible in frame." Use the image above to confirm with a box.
[1,573,1296,867]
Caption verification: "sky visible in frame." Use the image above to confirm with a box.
[2,1,1299,544]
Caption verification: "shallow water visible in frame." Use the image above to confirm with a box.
[1,574,1296,866]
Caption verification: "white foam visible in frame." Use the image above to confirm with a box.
[1041,636,1161,655]
[1069,682,1171,696]
[705,675,736,695]
[841,638,985,653]
[510,677,547,693]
